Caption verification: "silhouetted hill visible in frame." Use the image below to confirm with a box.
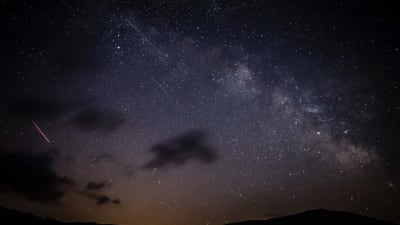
[0,206,114,225]
[227,209,397,225]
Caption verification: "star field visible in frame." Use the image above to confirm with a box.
[0,1,399,225]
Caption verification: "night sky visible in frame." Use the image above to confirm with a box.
[1,1,400,225]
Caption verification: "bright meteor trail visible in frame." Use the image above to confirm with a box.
[32,120,50,143]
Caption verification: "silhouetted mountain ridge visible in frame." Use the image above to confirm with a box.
[0,206,114,225]
[1,206,398,225]
[227,208,398,225]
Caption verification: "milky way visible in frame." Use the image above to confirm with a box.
[0,1,399,225]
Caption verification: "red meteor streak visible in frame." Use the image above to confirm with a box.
[32,120,50,143]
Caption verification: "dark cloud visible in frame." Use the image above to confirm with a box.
[0,148,72,202]
[79,190,121,206]
[97,196,120,205]
[7,97,78,119]
[143,129,218,169]
[86,181,106,191]
[96,196,110,205]
[72,108,125,131]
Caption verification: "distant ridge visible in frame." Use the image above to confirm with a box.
[2,206,398,225]
[227,209,398,225]
[0,206,114,225]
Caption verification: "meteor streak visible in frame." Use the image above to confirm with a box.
[124,18,166,58]
[125,17,183,108]
[32,120,50,143]
[150,75,175,101]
